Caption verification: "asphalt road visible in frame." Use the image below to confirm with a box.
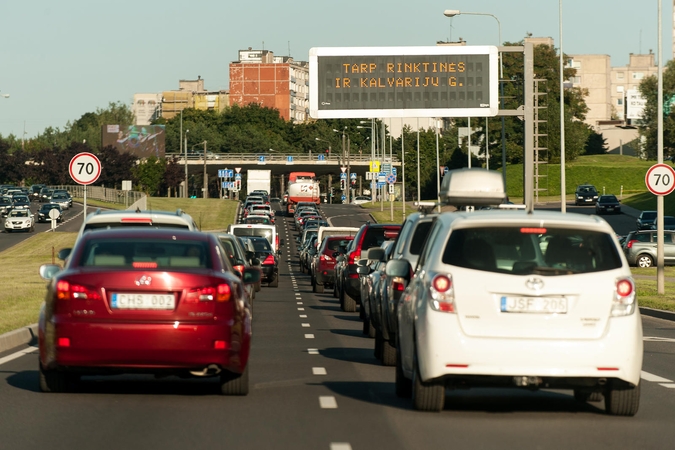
[2,203,675,449]
[0,202,86,252]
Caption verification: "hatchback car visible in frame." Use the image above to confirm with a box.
[11,195,31,211]
[391,169,642,416]
[37,203,64,223]
[0,195,12,217]
[37,228,261,394]
[623,230,675,267]
[595,194,621,214]
[636,211,657,230]
[78,209,199,239]
[311,235,354,293]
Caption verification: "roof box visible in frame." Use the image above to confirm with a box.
[440,168,507,207]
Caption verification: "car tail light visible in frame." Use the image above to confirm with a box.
[233,265,246,278]
[262,254,276,265]
[626,239,638,249]
[133,261,157,269]
[320,254,332,262]
[56,281,102,301]
[275,235,279,250]
[57,337,71,347]
[186,284,231,303]
[348,250,361,266]
[214,340,229,349]
[611,277,635,317]
[429,274,455,313]
[392,276,406,292]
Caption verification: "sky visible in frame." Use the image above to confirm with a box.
[0,0,671,139]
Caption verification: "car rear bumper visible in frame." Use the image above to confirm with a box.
[315,268,335,285]
[261,265,277,281]
[416,310,643,387]
[40,320,248,373]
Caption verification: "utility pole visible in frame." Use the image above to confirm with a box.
[203,140,208,199]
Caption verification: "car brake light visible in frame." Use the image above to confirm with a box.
[120,218,153,224]
[276,235,279,250]
[392,277,406,291]
[348,251,361,265]
[611,277,635,317]
[262,254,276,265]
[186,284,231,303]
[429,274,455,313]
[626,239,638,249]
[57,337,71,347]
[133,261,157,269]
[214,340,229,349]
[56,281,101,301]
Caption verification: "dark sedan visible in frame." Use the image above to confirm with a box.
[574,184,599,205]
[37,228,260,394]
[595,194,621,214]
[37,203,64,223]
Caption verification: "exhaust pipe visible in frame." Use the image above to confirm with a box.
[513,376,542,387]
[190,364,222,377]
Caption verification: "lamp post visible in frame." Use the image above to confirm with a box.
[559,0,566,213]
[184,129,189,197]
[657,0,665,293]
[203,140,208,198]
[180,110,184,197]
[444,9,503,178]
[358,122,376,201]
[315,137,331,159]
[333,128,351,204]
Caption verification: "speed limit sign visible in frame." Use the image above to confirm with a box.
[645,163,675,196]
[69,152,101,185]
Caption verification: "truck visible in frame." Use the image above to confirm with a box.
[286,172,320,216]
[247,170,271,196]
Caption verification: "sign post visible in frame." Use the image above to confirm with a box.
[69,152,101,224]
[645,163,675,292]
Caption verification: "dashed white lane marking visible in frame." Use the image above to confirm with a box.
[312,367,327,375]
[300,314,308,318]
[302,323,311,327]
[308,348,319,355]
[330,444,352,450]
[298,307,305,311]
[0,346,38,366]
[319,396,338,409]
[641,370,673,383]
[297,301,303,305]
[659,383,675,389]
[304,334,315,339]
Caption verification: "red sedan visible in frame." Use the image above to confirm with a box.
[37,228,260,395]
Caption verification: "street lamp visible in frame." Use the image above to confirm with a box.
[358,121,377,201]
[315,137,331,159]
[333,127,352,204]
[444,9,504,180]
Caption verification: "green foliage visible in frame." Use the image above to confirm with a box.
[638,59,675,159]
[584,131,609,155]
[132,156,166,195]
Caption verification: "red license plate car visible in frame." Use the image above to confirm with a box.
[38,228,260,395]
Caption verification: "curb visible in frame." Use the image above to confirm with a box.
[640,306,675,322]
[0,323,38,354]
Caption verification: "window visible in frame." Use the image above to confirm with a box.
[618,98,624,106]
[570,76,581,84]
[617,72,625,80]
[617,86,625,93]
[632,72,644,80]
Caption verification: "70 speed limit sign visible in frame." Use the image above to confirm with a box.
[646,163,675,196]
[69,152,101,185]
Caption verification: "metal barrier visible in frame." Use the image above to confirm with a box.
[52,185,146,208]
[170,153,398,163]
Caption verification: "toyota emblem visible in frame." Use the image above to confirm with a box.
[525,277,544,291]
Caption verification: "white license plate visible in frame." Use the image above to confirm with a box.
[111,293,175,310]
[500,296,567,314]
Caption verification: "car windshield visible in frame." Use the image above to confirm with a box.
[78,239,211,269]
[9,210,29,218]
[641,212,657,220]
[245,216,271,224]
[442,226,622,275]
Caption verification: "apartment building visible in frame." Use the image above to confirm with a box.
[610,53,657,121]
[132,93,163,126]
[229,48,309,123]
[160,77,229,120]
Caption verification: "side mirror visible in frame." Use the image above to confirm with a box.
[367,247,385,262]
[39,264,62,280]
[243,267,262,285]
[385,259,412,279]
[251,258,261,266]
[57,248,71,261]
[356,265,370,275]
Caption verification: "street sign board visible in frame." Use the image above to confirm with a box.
[382,163,392,173]
[122,180,132,191]
[341,166,347,173]
[370,161,380,172]
[69,152,101,185]
[48,208,61,220]
[389,184,395,194]
[318,154,325,161]
[378,172,386,183]
[377,182,386,189]
[391,167,397,176]
[350,172,357,180]
[309,46,499,119]
[218,169,225,178]
[257,155,265,164]
[235,167,241,173]
[646,163,675,195]
[235,173,242,180]
[340,173,347,180]
[287,156,294,165]
[387,174,396,184]
[341,194,347,202]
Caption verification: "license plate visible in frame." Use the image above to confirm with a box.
[111,293,175,310]
[500,296,567,314]
[585,198,592,202]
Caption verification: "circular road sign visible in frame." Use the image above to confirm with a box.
[645,163,675,196]
[48,208,60,220]
[69,152,101,185]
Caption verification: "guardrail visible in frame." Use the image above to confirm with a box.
[168,153,399,163]
[52,185,146,207]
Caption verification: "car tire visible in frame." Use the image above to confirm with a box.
[382,339,397,367]
[368,320,376,339]
[605,382,640,416]
[341,288,357,313]
[637,254,654,268]
[269,274,279,288]
[219,364,249,396]
[374,332,383,359]
[362,317,371,336]
[395,346,412,398]
[333,282,338,298]
[315,282,324,294]
[39,363,68,393]
[412,361,445,412]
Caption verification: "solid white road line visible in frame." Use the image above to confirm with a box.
[305,334,315,339]
[0,346,37,367]
[319,396,338,409]
[659,384,675,389]
[641,370,673,383]
[330,444,352,450]
[312,367,327,375]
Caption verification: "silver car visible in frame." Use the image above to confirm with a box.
[623,230,675,267]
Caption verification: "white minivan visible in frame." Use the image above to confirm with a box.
[228,224,282,252]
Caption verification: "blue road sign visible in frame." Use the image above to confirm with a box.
[318,154,325,161]
[444,166,449,175]
[392,167,397,176]
[287,156,293,163]
[340,172,347,180]
[341,195,346,202]
[350,172,357,180]
[258,155,265,163]
[377,182,386,189]
[218,169,225,178]
[387,174,396,184]
[227,169,233,178]
[235,173,242,180]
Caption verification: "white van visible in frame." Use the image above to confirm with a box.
[227,224,282,252]
[317,226,360,248]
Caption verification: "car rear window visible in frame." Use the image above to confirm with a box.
[249,238,271,252]
[641,212,657,220]
[79,239,211,269]
[245,217,271,224]
[361,227,401,251]
[325,237,353,252]
[442,227,622,275]
[84,223,191,232]
[232,227,273,240]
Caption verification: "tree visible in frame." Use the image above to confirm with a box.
[163,155,185,196]
[98,145,137,189]
[584,131,608,155]
[638,59,675,159]
[132,156,165,195]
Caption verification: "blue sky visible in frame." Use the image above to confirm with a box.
[0,0,670,139]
